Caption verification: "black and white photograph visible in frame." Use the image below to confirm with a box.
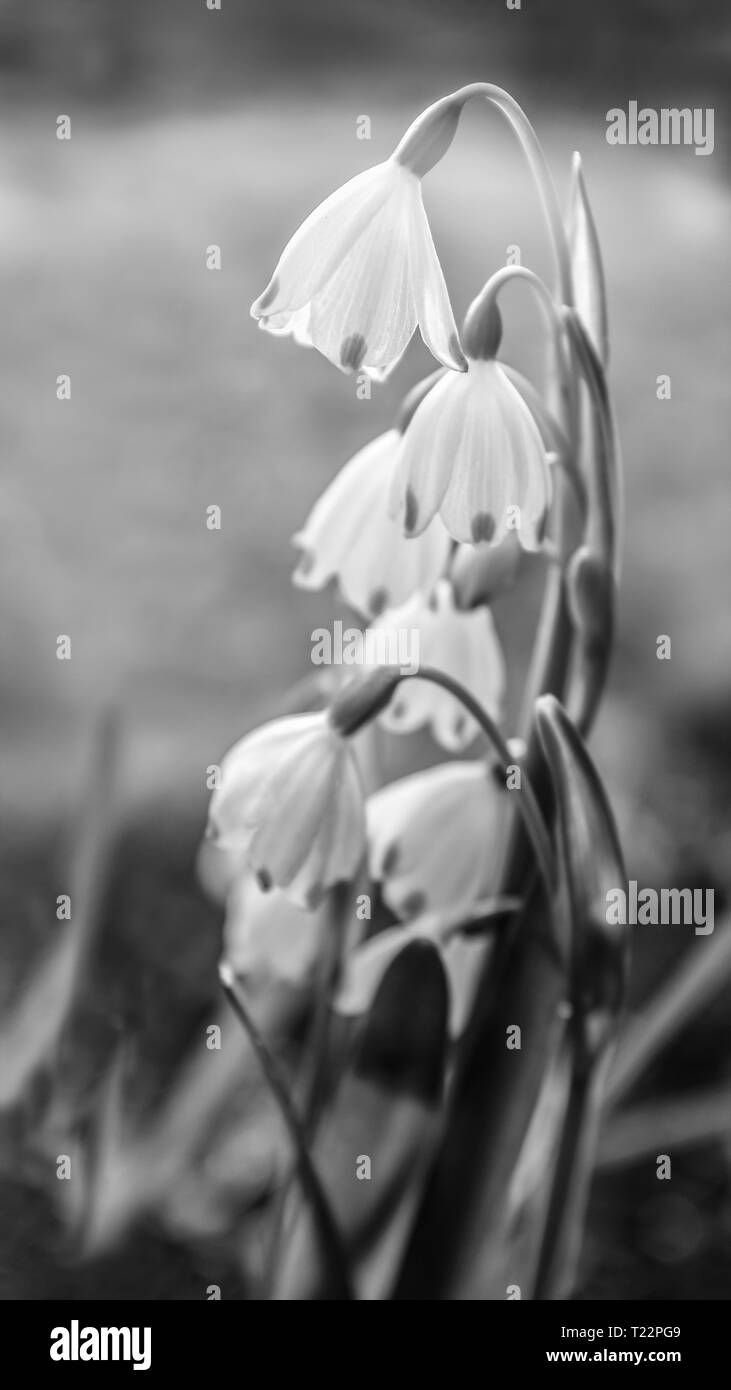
[0,0,729,1344]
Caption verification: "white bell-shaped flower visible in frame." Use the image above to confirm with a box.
[355,579,505,752]
[292,429,452,619]
[207,712,365,909]
[367,760,506,919]
[391,357,552,548]
[251,159,465,381]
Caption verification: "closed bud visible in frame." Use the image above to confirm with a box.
[393,96,463,178]
[567,153,609,367]
[461,290,503,361]
[566,546,613,658]
[328,667,402,737]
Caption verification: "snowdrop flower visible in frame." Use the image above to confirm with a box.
[292,428,451,620]
[251,100,467,380]
[207,712,365,909]
[222,873,328,989]
[367,760,506,920]
[355,579,505,752]
[391,293,552,547]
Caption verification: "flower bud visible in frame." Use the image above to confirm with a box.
[393,96,463,178]
[461,288,503,361]
[328,667,402,737]
[566,546,613,660]
[567,153,609,367]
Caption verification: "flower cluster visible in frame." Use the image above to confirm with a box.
[202,83,620,1097]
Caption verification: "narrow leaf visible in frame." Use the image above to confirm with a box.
[567,152,609,367]
[270,939,449,1300]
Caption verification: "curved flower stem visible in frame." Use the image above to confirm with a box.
[480,264,565,341]
[449,83,573,305]
[397,666,557,904]
[440,84,579,742]
[301,882,350,1134]
[218,962,353,1301]
[470,266,580,492]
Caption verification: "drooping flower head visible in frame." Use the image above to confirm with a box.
[207,711,366,909]
[351,579,505,752]
[292,429,451,621]
[391,290,552,548]
[367,760,507,921]
[251,100,467,380]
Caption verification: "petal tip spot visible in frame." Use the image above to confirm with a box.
[471,511,496,543]
[256,867,272,892]
[404,486,419,535]
[368,586,389,617]
[255,276,279,314]
[382,842,400,876]
[340,333,368,372]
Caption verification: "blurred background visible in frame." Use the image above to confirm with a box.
[0,0,729,1298]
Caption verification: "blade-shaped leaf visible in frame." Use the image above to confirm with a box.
[270,938,449,1300]
[536,694,628,1055]
[0,712,118,1110]
[567,152,609,367]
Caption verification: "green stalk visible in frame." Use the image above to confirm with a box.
[399,666,556,903]
[219,963,353,1300]
[451,83,573,304]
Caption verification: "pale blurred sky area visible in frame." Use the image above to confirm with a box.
[0,0,728,829]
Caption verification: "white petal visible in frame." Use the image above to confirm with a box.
[254,162,462,381]
[210,714,323,849]
[248,727,341,891]
[493,366,552,549]
[367,762,502,919]
[223,875,327,987]
[406,179,466,372]
[302,185,417,376]
[250,728,365,908]
[439,362,551,546]
[293,430,451,618]
[391,369,471,535]
[251,163,397,318]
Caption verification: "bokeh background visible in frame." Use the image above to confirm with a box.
[0,0,729,1298]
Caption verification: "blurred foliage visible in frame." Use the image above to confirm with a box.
[0,0,728,102]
